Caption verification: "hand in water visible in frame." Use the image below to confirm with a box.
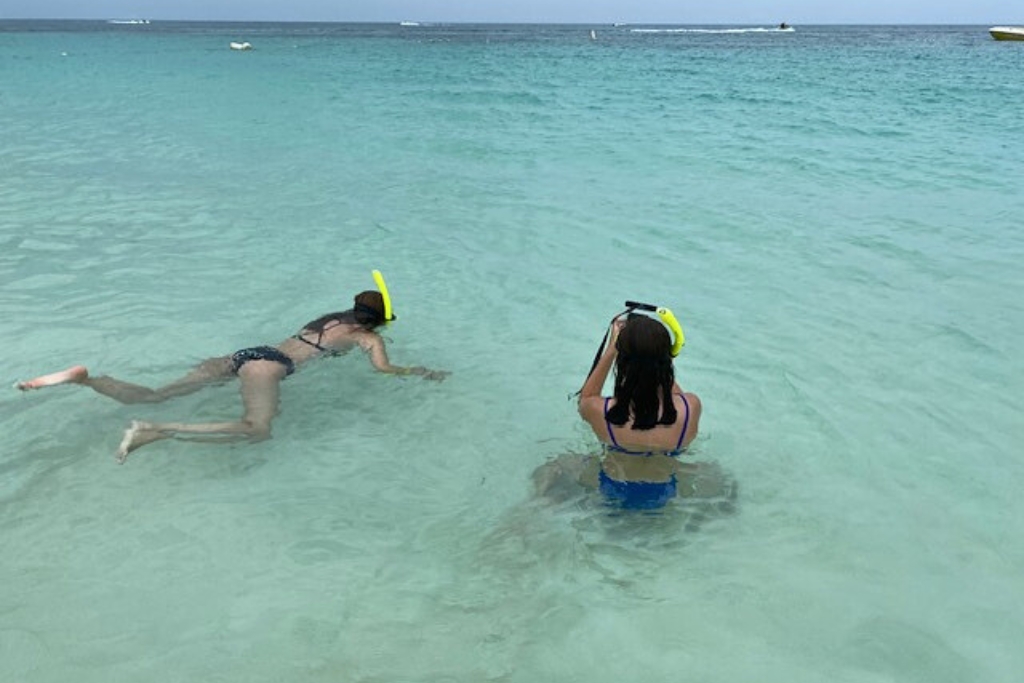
[406,366,451,382]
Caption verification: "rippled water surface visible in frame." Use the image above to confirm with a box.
[1,22,1022,682]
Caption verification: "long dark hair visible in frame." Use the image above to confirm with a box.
[300,291,386,333]
[605,315,677,430]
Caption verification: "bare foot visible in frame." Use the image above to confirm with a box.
[15,365,89,391]
[116,420,168,464]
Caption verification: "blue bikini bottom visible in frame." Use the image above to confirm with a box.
[598,470,678,510]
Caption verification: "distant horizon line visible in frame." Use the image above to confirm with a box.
[0,18,1010,26]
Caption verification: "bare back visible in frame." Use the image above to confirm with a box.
[581,390,700,450]
[279,317,409,377]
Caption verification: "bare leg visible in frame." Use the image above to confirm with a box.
[116,361,286,463]
[16,357,234,404]
[15,365,89,390]
[531,452,600,503]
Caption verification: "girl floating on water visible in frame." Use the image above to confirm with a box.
[15,274,448,463]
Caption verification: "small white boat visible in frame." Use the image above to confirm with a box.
[229,42,253,51]
[990,26,1024,41]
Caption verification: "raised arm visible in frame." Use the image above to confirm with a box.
[577,320,621,422]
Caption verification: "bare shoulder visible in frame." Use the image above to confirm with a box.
[352,329,383,350]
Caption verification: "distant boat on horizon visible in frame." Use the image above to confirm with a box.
[108,19,150,25]
[989,26,1024,41]
[630,25,795,35]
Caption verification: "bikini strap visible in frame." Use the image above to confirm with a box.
[318,319,344,343]
[674,392,691,451]
[293,334,328,352]
[311,320,335,348]
[603,397,623,450]
[295,318,343,352]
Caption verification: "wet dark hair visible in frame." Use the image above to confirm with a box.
[605,315,677,430]
[300,290,386,333]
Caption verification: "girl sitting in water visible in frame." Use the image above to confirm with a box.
[533,310,703,510]
[15,289,448,463]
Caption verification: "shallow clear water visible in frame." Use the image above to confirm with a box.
[1,22,1022,682]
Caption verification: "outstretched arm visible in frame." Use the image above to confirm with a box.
[359,334,450,381]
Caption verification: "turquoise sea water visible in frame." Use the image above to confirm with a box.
[2,21,1023,682]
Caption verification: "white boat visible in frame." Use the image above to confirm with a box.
[631,26,794,34]
[229,42,253,51]
[989,26,1024,41]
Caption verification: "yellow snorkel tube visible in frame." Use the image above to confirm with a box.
[657,307,685,357]
[372,269,395,323]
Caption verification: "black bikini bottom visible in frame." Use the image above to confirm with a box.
[230,346,295,376]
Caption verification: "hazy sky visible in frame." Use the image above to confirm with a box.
[0,1,1017,25]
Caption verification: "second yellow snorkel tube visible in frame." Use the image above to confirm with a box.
[657,307,685,357]
[625,300,685,357]
[372,269,395,323]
